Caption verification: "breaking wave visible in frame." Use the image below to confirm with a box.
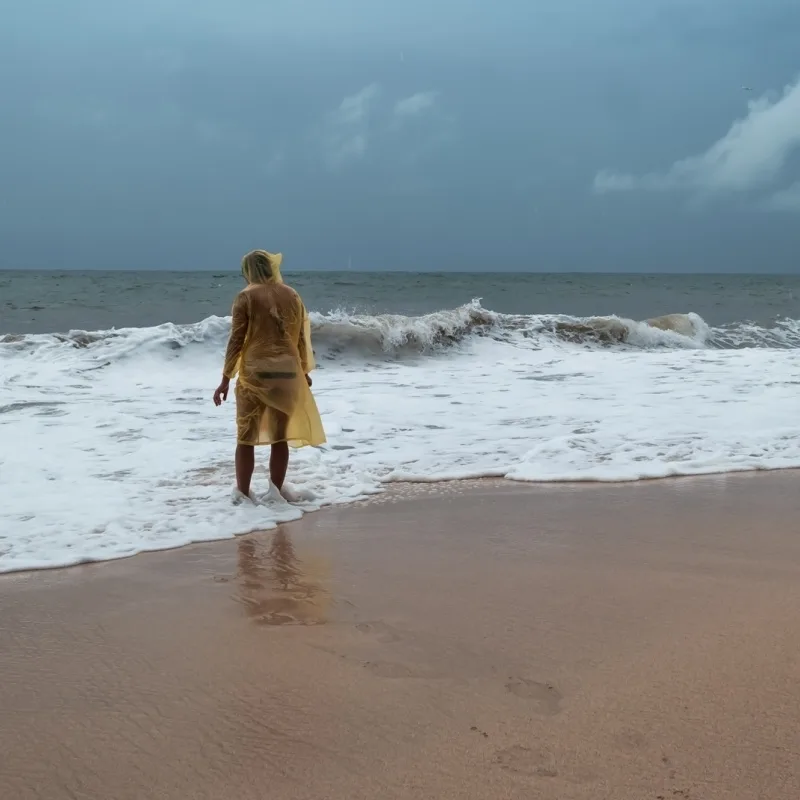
[1,300,799,365]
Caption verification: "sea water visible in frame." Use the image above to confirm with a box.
[1,271,799,572]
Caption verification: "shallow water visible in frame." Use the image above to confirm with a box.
[1,271,798,572]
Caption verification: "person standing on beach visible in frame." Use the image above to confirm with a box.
[213,250,326,504]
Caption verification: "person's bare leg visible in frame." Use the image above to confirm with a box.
[235,444,255,496]
[270,412,290,490]
[269,442,289,490]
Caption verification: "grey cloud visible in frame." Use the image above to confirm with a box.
[3,0,800,271]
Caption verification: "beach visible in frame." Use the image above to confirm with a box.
[2,473,799,799]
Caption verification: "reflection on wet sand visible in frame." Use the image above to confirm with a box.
[235,530,331,626]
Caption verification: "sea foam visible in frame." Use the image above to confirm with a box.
[1,303,799,572]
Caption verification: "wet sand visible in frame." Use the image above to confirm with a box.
[2,473,800,799]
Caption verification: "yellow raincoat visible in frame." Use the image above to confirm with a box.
[223,251,326,448]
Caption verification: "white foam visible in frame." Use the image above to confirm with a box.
[1,311,800,572]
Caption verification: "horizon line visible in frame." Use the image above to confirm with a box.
[2,268,800,276]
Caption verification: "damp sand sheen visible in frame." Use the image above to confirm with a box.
[1,475,799,799]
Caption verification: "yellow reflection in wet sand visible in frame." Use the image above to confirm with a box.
[235,530,331,626]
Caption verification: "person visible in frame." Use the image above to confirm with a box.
[213,250,326,504]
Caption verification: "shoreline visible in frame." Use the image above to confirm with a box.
[2,471,799,799]
[3,467,799,578]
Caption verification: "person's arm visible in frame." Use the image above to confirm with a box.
[214,293,249,405]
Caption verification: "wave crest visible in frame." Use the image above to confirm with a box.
[2,302,798,366]
[309,300,496,358]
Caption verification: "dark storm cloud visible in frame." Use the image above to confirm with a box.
[2,0,799,271]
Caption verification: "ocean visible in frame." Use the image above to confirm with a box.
[1,270,799,572]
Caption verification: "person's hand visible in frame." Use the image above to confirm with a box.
[305,374,312,387]
[213,377,231,406]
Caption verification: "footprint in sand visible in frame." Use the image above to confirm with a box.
[494,745,599,785]
[505,677,563,716]
[494,745,559,778]
[613,728,647,751]
[362,660,423,679]
[355,621,404,644]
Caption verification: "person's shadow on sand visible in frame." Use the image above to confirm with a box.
[235,531,330,626]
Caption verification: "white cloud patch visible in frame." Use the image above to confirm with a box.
[308,83,450,174]
[320,83,381,170]
[393,91,438,119]
[594,76,800,206]
[761,182,800,212]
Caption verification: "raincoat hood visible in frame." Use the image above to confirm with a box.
[241,250,283,285]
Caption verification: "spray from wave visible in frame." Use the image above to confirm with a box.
[1,301,799,366]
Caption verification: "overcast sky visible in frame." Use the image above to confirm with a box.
[3,0,800,271]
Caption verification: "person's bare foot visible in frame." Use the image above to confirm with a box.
[231,488,259,505]
[259,482,288,505]
[280,482,316,503]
